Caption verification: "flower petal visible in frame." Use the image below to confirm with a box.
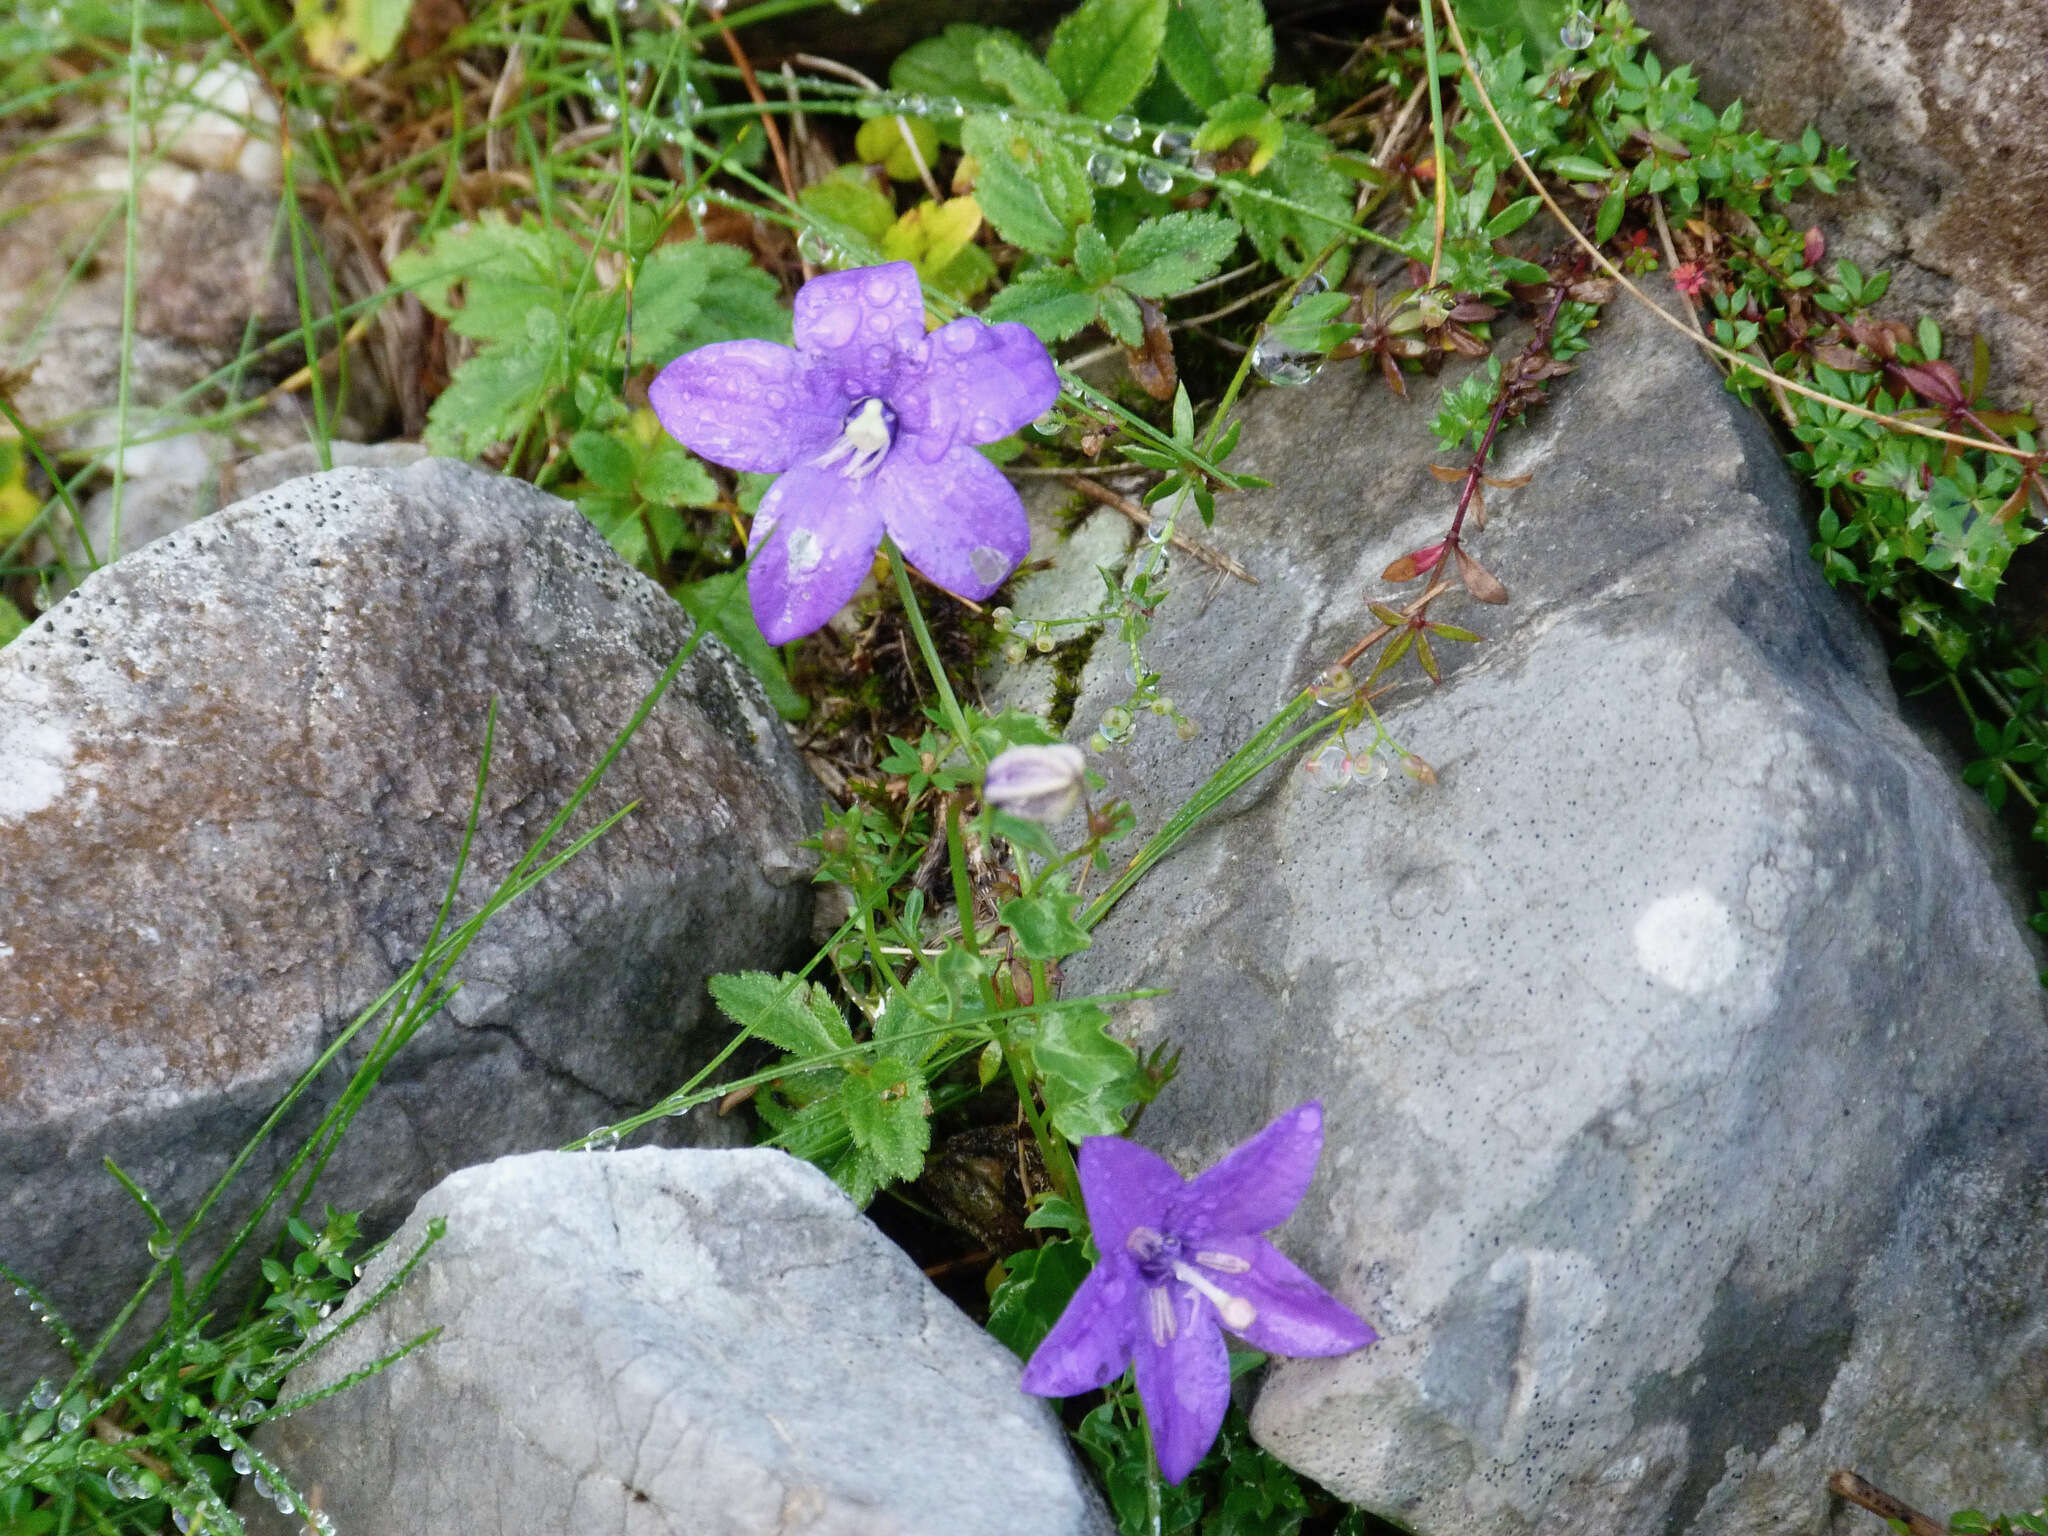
[793,261,927,397]
[877,445,1031,600]
[1134,1296,1230,1486]
[910,318,1060,461]
[1169,1101,1325,1240]
[1203,1236,1377,1359]
[1076,1133,1185,1254]
[648,340,839,473]
[1019,1260,1137,1398]
[746,463,885,643]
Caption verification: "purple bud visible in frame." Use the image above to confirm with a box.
[983,743,1087,823]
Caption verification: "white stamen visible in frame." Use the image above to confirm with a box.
[815,397,894,480]
[1147,1285,1177,1347]
[1194,1250,1250,1274]
[1174,1261,1256,1331]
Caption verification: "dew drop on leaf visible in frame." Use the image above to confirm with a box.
[1086,153,1127,188]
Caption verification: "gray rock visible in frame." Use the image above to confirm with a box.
[241,1148,1114,1536]
[1626,0,2048,408]
[1061,299,2048,1534]
[220,441,430,505]
[0,459,818,1395]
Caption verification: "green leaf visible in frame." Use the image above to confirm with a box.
[1073,222,1116,287]
[1032,1004,1139,1140]
[419,342,554,457]
[1193,92,1283,173]
[1002,890,1093,959]
[1045,0,1168,118]
[891,23,1011,108]
[1113,209,1241,298]
[708,971,849,1056]
[835,1055,930,1183]
[985,1240,1091,1359]
[1483,194,1541,239]
[981,265,1100,342]
[962,117,1092,259]
[1220,122,1353,271]
[1546,153,1610,181]
[1594,184,1626,244]
[974,32,1067,112]
[1096,286,1144,347]
[297,0,410,75]
[675,572,810,721]
[0,595,27,647]
[569,430,635,492]
[1159,0,1272,110]
[390,214,577,346]
[630,240,788,364]
[639,444,717,507]
[798,167,898,246]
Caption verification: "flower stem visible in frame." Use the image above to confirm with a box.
[1419,0,1451,283]
[886,541,980,764]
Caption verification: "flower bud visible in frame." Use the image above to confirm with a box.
[983,743,1089,823]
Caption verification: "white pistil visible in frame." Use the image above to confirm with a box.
[1148,1285,1178,1347]
[1174,1261,1256,1331]
[815,397,893,480]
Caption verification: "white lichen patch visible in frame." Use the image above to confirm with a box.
[0,718,74,823]
[1632,889,1742,994]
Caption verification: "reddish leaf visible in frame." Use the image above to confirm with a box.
[1427,464,1465,483]
[1401,754,1438,785]
[1801,226,1825,268]
[1482,471,1532,489]
[1382,540,1446,582]
[1124,298,1177,401]
[1812,344,1877,373]
[1454,546,1509,604]
[1892,359,1966,409]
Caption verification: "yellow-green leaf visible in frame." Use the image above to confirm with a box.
[297,0,412,76]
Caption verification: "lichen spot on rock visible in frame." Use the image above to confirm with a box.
[1632,889,1742,994]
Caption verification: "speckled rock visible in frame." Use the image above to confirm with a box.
[1061,298,2048,1535]
[0,459,817,1396]
[1628,0,2048,407]
[240,1148,1114,1536]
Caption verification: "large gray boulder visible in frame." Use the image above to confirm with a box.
[0,458,817,1395]
[241,1148,1114,1536]
[1063,299,2048,1534]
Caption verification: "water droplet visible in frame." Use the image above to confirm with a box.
[1099,706,1135,745]
[317,1303,332,1319]
[1085,152,1127,188]
[1292,272,1330,302]
[1302,742,1354,790]
[231,1449,252,1476]
[1104,114,1140,143]
[56,1410,80,1433]
[275,1490,296,1515]
[148,1233,173,1259]
[832,0,865,12]
[173,1510,191,1534]
[353,1262,365,1278]
[240,1402,263,1422]
[927,96,962,119]
[1250,332,1320,386]
[251,1473,273,1501]
[899,93,929,116]
[796,230,836,265]
[141,1379,164,1402]
[1147,518,1170,543]
[1560,9,1594,48]
[12,1286,27,1298]
[1136,163,1174,195]
[1150,129,1193,162]
[969,546,1012,587]
[29,1380,57,1410]
[1310,666,1355,704]
[1028,410,1061,438]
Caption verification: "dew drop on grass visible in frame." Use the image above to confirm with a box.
[251,1474,273,1501]
[1292,272,1330,302]
[56,1410,80,1433]
[1560,9,1595,48]
[1085,153,1126,188]
[796,229,836,265]
[1250,332,1320,386]
[927,96,962,119]
[832,0,865,13]
[141,1379,164,1402]
[29,1381,57,1410]
[231,1449,252,1476]
[1104,114,1140,143]
[1136,163,1174,195]
[1150,129,1192,162]
[173,1511,191,1534]
[148,1233,172,1259]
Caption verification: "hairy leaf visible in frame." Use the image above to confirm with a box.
[1159,0,1273,110]
[982,265,1100,343]
[1114,209,1241,298]
[1045,0,1168,119]
[708,971,850,1056]
[962,117,1092,259]
[974,32,1067,112]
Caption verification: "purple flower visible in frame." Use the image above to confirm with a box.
[984,742,1089,823]
[1020,1102,1375,1485]
[649,260,1059,644]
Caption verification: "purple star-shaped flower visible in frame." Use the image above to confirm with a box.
[649,260,1059,643]
[1020,1102,1376,1485]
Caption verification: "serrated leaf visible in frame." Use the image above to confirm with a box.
[419,342,554,457]
[1220,122,1352,271]
[1193,93,1282,174]
[297,0,409,75]
[974,33,1067,112]
[1114,209,1242,298]
[1096,286,1144,348]
[1001,890,1094,960]
[891,23,1011,107]
[675,573,810,721]
[835,1056,930,1183]
[982,265,1100,342]
[638,445,717,507]
[962,117,1092,259]
[1046,0,1168,118]
[390,215,578,346]
[1159,0,1272,109]
[630,240,788,364]
[1073,222,1116,287]
[1032,1005,1139,1140]
[708,971,849,1056]
[569,430,635,492]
